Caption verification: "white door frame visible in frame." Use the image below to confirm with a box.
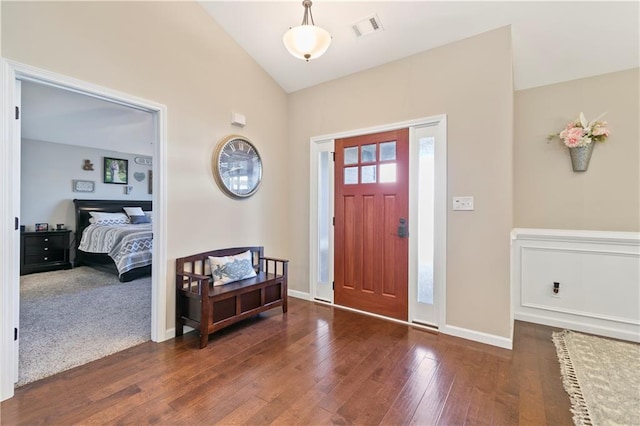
[0,59,168,401]
[309,115,447,328]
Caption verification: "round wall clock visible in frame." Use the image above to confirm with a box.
[212,135,263,199]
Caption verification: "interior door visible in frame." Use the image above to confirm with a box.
[334,129,409,320]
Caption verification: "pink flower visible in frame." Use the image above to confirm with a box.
[591,122,609,137]
[560,127,585,147]
[547,112,610,147]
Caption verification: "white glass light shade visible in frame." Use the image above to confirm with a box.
[283,25,332,61]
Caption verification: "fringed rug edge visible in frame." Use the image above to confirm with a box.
[552,330,593,426]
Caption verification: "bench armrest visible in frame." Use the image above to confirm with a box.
[260,256,289,264]
[178,271,209,280]
[176,271,209,295]
[259,256,289,277]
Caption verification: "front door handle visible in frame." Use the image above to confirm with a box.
[397,217,408,238]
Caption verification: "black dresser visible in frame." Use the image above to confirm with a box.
[20,230,72,275]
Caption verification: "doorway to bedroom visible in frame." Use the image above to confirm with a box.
[1,61,168,400]
[17,79,155,387]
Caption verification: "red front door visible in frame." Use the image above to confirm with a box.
[334,129,409,321]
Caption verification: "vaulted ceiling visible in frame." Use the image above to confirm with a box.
[20,2,639,152]
[201,1,639,93]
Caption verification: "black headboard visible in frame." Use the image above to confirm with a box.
[73,199,153,248]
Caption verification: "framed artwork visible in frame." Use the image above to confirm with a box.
[104,157,128,184]
[73,179,95,193]
[35,223,48,232]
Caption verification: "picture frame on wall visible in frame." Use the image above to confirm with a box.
[72,179,95,193]
[104,157,128,184]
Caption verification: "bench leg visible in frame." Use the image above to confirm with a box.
[282,280,288,313]
[199,332,208,349]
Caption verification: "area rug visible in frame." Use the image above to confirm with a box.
[18,266,151,386]
[552,330,640,426]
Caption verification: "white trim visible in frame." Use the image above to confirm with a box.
[288,289,311,301]
[407,118,447,328]
[0,60,169,401]
[310,116,446,142]
[511,227,640,344]
[520,302,639,325]
[308,115,448,331]
[439,324,513,350]
[515,312,640,343]
[309,138,334,303]
[512,228,640,246]
[11,79,21,384]
[315,300,510,350]
[0,59,17,401]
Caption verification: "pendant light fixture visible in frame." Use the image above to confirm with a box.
[283,0,332,62]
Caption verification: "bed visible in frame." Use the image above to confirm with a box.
[73,199,153,282]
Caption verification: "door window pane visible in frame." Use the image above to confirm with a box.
[318,152,330,283]
[361,165,376,183]
[344,147,358,165]
[417,136,435,304]
[344,167,358,184]
[379,163,396,183]
[361,144,376,163]
[380,141,396,161]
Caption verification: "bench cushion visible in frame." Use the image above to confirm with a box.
[208,250,257,286]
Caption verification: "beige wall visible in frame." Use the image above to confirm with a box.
[2,1,289,330]
[515,68,640,231]
[288,27,514,338]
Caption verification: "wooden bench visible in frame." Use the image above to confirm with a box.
[175,246,288,348]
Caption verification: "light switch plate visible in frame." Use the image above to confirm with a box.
[453,196,474,211]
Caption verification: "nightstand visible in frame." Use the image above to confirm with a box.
[20,230,72,275]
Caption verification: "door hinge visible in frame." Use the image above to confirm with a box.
[15,106,19,120]
[332,217,335,226]
[332,151,335,162]
[14,328,18,341]
[332,281,334,290]
[15,217,19,231]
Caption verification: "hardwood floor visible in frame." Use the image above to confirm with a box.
[1,298,573,425]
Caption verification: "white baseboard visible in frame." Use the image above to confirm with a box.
[318,301,512,350]
[440,324,513,350]
[288,289,311,300]
[166,290,513,350]
[515,312,640,343]
[163,328,175,341]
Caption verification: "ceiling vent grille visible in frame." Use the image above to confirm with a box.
[352,14,384,38]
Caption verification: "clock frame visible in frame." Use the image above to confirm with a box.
[212,135,263,199]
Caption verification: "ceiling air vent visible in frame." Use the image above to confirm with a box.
[352,14,384,39]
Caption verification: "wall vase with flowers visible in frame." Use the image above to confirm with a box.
[547,112,610,172]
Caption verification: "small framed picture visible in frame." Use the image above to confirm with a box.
[104,157,129,184]
[35,223,48,232]
[73,179,95,193]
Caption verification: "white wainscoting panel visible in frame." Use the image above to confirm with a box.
[512,228,640,342]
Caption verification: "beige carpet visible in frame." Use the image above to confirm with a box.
[553,330,640,426]
[19,267,151,386]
